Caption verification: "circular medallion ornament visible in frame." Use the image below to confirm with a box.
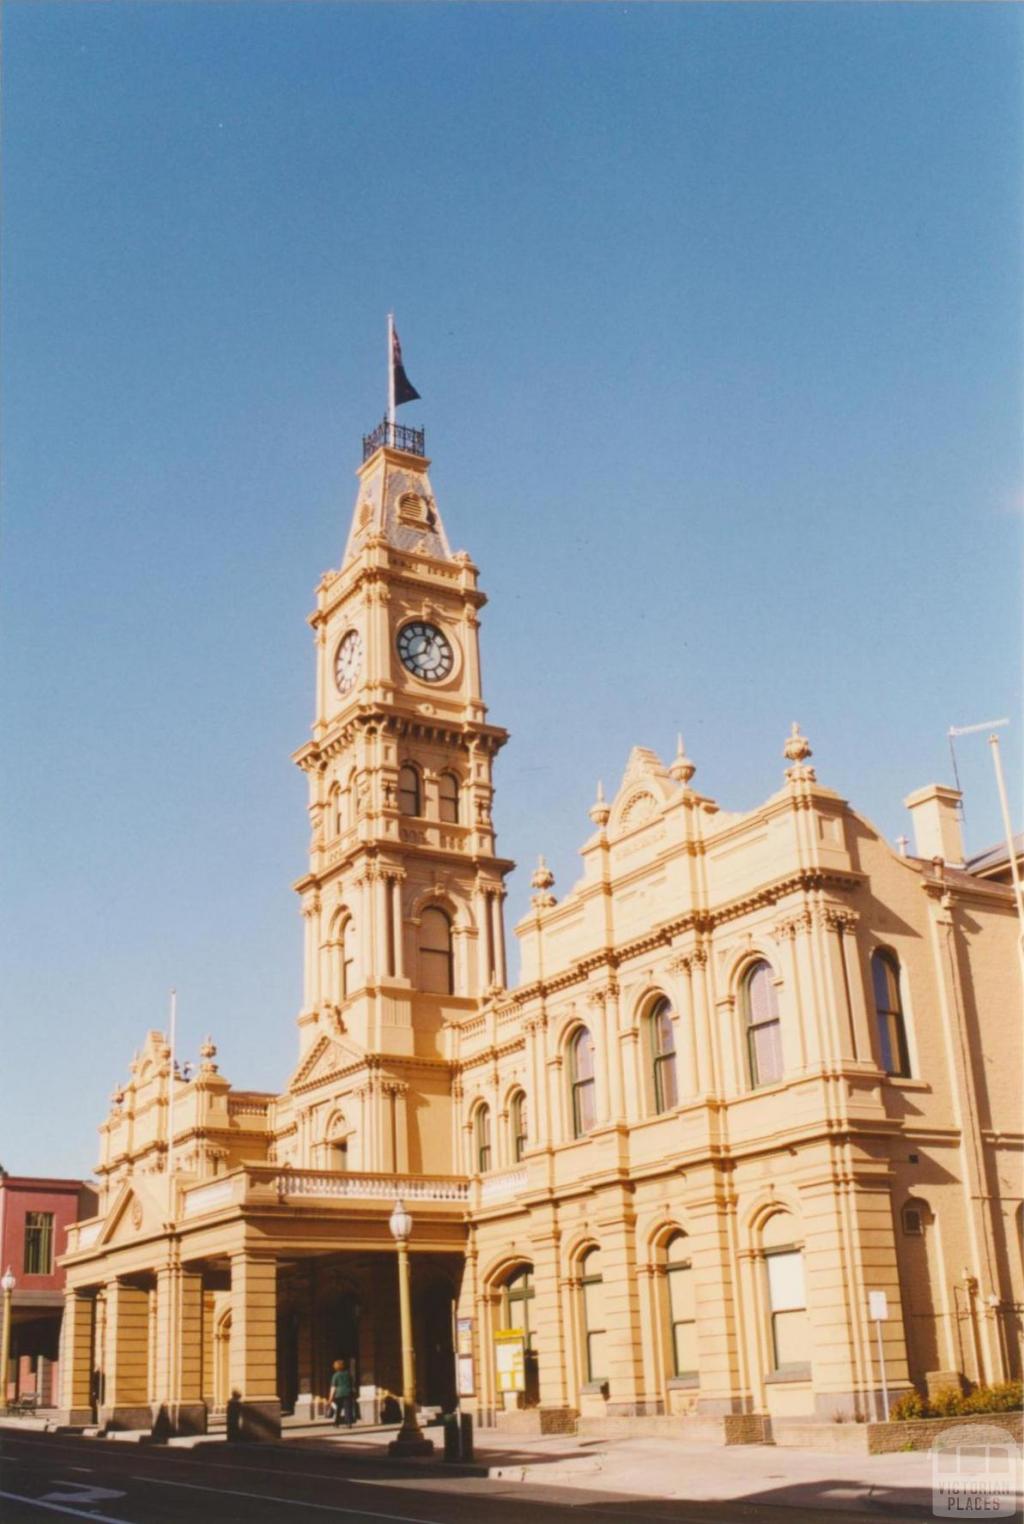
[334,629,363,696]
[397,621,454,684]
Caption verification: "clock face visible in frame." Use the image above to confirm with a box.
[397,621,454,684]
[334,629,363,696]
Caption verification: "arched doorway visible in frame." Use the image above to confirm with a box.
[498,1264,539,1408]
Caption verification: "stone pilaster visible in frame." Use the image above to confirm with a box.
[229,1253,281,1440]
[100,1281,150,1430]
[57,1289,95,1425]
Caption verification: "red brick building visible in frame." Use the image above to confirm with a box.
[1,1172,97,1407]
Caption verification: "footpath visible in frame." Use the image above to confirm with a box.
[4,1413,1021,1517]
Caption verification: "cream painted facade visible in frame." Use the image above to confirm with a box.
[58,426,1023,1441]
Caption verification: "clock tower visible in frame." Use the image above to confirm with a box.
[288,421,512,1174]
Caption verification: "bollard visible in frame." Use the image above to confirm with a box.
[442,1411,460,1461]
[459,1410,474,1461]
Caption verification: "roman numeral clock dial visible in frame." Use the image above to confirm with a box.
[397,621,454,683]
[333,629,363,696]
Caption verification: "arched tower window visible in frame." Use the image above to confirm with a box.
[339,917,356,1000]
[872,950,911,1077]
[569,1027,596,1139]
[398,764,421,817]
[327,782,341,837]
[580,1247,607,1383]
[438,772,460,825]
[665,1232,696,1378]
[511,1091,528,1162]
[743,960,783,1088]
[649,996,678,1113]
[474,1103,492,1173]
[419,907,454,995]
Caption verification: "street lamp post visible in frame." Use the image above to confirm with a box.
[387,1199,434,1457]
[1,1266,15,1414]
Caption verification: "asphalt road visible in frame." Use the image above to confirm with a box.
[0,1430,930,1524]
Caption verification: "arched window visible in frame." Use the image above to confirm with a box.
[743,960,783,1088]
[649,997,678,1113]
[511,1091,528,1163]
[398,764,421,817]
[438,772,460,825]
[328,783,341,837]
[474,1103,492,1173]
[501,1266,535,1352]
[419,907,454,995]
[569,1027,597,1138]
[762,1213,811,1373]
[580,1247,606,1383]
[339,918,356,1000]
[872,950,911,1077]
[326,1115,349,1171]
[665,1233,696,1378]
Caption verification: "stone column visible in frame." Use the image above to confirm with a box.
[494,891,508,989]
[688,1176,746,1416]
[100,1282,151,1431]
[154,1263,206,1436]
[57,1289,94,1425]
[229,1253,281,1440]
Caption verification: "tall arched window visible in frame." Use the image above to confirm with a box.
[511,1091,528,1163]
[438,772,460,825]
[339,918,356,1000]
[580,1247,606,1383]
[649,997,678,1113]
[501,1266,536,1358]
[419,907,454,995]
[474,1103,492,1173]
[326,1114,349,1171]
[569,1027,597,1138]
[327,783,341,837]
[398,764,421,817]
[872,950,911,1077]
[762,1213,811,1373]
[743,960,783,1088]
[665,1232,696,1378]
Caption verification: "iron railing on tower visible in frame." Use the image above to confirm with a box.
[362,418,426,461]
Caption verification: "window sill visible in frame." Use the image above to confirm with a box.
[884,1076,930,1091]
[667,1376,699,1391]
[764,1365,812,1385]
[581,1380,609,1397]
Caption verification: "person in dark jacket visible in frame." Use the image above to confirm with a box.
[328,1359,356,1427]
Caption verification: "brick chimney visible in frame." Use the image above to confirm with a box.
[904,784,965,866]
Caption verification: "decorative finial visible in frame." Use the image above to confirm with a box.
[783,722,816,782]
[530,854,557,909]
[588,780,611,829]
[199,1036,219,1073]
[669,733,697,785]
[895,835,909,858]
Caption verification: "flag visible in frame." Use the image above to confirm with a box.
[391,325,421,406]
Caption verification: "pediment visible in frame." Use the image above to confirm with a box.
[96,1178,161,1247]
[608,747,674,839]
[289,1033,363,1093]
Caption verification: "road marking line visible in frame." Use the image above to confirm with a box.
[130,1475,450,1522]
[0,1489,138,1523]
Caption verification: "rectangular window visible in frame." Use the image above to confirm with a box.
[573,1077,596,1137]
[668,1262,697,1377]
[766,1249,811,1370]
[24,1212,55,1276]
[582,1277,607,1382]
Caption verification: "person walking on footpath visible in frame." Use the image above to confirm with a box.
[328,1358,356,1427]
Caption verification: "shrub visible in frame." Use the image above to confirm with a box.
[890,1390,928,1421]
[961,1381,1023,1416]
[929,1387,967,1417]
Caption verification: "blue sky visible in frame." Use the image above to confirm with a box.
[2,3,1020,1179]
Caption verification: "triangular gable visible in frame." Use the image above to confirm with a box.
[608,746,674,840]
[96,1177,160,1247]
[288,1033,363,1093]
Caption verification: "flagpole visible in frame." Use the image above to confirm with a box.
[387,312,396,434]
[167,987,177,1219]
